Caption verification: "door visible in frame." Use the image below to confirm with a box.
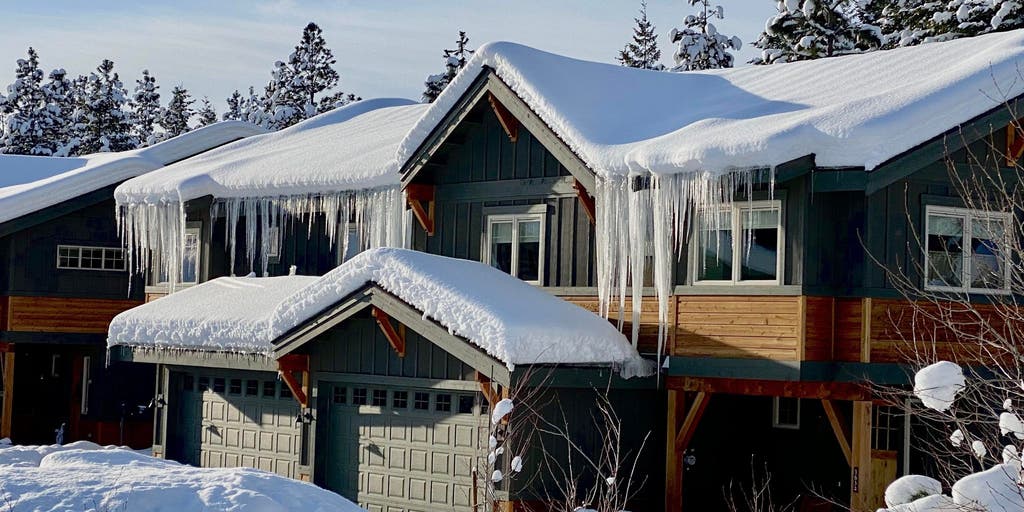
[322,381,488,512]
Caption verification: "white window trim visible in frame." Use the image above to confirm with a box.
[153,225,202,287]
[772,396,800,430]
[923,205,1012,295]
[266,226,281,261]
[56,245,126,272]
[692,200,784,286]
[484,212,546,285]
[336,225,362,266]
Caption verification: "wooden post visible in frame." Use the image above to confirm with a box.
[1,350,13,439]
[850,401,873,511]
[665,389,683,512]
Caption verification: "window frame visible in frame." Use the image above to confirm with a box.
[153,224,203,287]
[923,205,1012,295]
[691,200,784,286]
[483,207,547,285]
[56,245,126,272]
[772,396,801,430]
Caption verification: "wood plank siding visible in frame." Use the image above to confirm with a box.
[2,296,141,333]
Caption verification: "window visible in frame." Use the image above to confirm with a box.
[213,378,225,393]
[266,226,281,260]
[279,383,292,399]
[352,388,368,406]
[333,386,347,405]
[772,397,800,429]
[80,356,91,416]
[486,213,545,284]
[262,381,276,398]
[245,380,258,397]
[57,245,125,271]
[198,377,210,392]
[228,379,242,395]
[458,395,475,414]
[414,392,430,410]
[339,226,361,264]
[393,390,408,409]
[156,227,201,285]
[372,389,388,407]
[435,393,452,412]
[925,206,1010,294]
[694,201,782,284]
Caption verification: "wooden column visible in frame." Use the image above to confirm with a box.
[850,401,873,511]
[1,350,14,439]
[665,389,683,512]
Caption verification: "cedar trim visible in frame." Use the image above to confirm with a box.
[671,376,871,401]
[487,92,519,142]
[405,183,436,235]
[371,306,406,357]
[277,353,309,407]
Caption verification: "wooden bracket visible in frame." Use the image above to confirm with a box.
[1008,121,1024,166]
[406,183,435,236]
[277,354,309,407]
[372,307,406,357]
[822,399,852,466]
[487,92,519,143]
[674,391,709,452]
[573,179,596,225]
[475,371,499,407]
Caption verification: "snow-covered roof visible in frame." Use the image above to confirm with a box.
[114,98,427,206]
[399,30,1024,177]
[0,121,266,226]
[108,248,647,375]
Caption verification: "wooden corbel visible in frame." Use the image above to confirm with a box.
[475,371,499,407]
[405,183,435,236]
[573,179,596,225]
[487,92,518,143]
[371,307,406,357]
[277,354,309,407]
[1008,121,1024,166]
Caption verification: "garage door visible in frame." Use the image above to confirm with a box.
[322,381,488,512]
[176,370,301,478]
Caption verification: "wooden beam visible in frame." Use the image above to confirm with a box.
[372,307,406,357]
[1008,121,1024,166]
[475,372,499,407]
[675,391,709,452]
[822,399,852,466]
[850,401,873,511]
[1,351,13,439]
[487,92,519,143]
[860,298,872,363]
[672,377,871,401]
[406,184,435,236]
[573,179,596,224]
[665,389,684,512]
[276,354,309,407]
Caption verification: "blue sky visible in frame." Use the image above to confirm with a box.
[0,1,777,111]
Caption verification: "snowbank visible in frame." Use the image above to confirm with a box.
[0,121,266,227]
[109,248,650,376]
[115,99,424,281]
[884,475,943,507]
[0,441,363,512]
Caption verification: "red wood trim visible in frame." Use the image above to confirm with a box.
[487,92,518,143]
[1009,121,1024,166]
[405,184,436,236]
[573,179,596,224]
[277,354,308,372]
[0,343,11,353]
[276,354,309,407]
[372,307,406,357]
[670,376,871,401]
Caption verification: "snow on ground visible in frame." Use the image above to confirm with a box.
[401,30,1024,177]
[109,248,651,376]
[0,441,363,512]
[0,121,265,226]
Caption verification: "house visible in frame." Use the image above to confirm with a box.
[0,121,265,446]
[109,29,1024,511]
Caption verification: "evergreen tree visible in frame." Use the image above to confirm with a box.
[618,1,664,70]
[74,59,137,153]
[41,68,78,156]
[223,89,244,121]
[862,0,1024,47]
[670,0,742,71]
[0,48,56,155]
[161,85,194,138]
[130,69,161,146]
[242,85,268,127]
[752,0,879,64]
[196,97,217,127]
[423,31,473,103]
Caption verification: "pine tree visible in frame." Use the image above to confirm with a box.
[752,0,879,64]
[41,68,78,156]
[423,31,473,103]
[618,1,664,70]
[74,59,137,153]
[670,0,742,71]
[242,85,268,127]
[223,89,244,121]
[196,97,217,127]
[0,48,56,155]
[161,85,194,138]
[130,69,161,146]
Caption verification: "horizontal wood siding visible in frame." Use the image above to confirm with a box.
[868,298,999,364]
[803,296,835,361]
[675,296,802,360]
[834,298,865,362]
[562,296,662,354]
[5,296,142,333]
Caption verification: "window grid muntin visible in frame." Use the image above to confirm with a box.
[56,245,126,271]
[486,213,545,285]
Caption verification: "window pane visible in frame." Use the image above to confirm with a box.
[181,233,199,283]
[413,392,430,410]
[740,208,779,281]
[58,246,78,268]
[971,217,1006,290]
[341,227,360,263]
[490,221,513,274]
[697,210,733,281]
[517,219,541,282]
[927,214,963,288]
[103,248,124,270]
[372,389,387,406]
[80,248,104,269]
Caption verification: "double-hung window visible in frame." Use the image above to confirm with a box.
[155,226,201,285]
[694,201,783,284]
[924,206,1010,294]
[486,212,545,284]
[57,245,126,271]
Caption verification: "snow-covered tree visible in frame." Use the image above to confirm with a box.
[669,0,742,71]
[223,89,244,121]
[0,48,58,155]
[241,85,268,127]
[160,85,194,138]
[863,0,1024,48]
[130,69,161,146]
[41,68,78,156]
[196,97,217,127]
[72,59,137,154]
[752,0,879,64]
[423,31,473,103]
[618,1,663,70]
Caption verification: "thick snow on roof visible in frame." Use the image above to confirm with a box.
[115,98,426,206]
[109,248,647,374]
[399,30,1024,176]
[0,121,265,225]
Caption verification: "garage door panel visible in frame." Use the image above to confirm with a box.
[387,475,406,498]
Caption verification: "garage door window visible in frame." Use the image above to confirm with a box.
[352,388,368,405]
[263,381,276,398]
[279,384,292,400]
[245,380,258,397]
[435,394,452,412]
[372,389,387,406]
[333,387,347,404]
[393,390,408,408]
[213,378,225,393]
[414,392,430,410]
[229,379,242,395]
